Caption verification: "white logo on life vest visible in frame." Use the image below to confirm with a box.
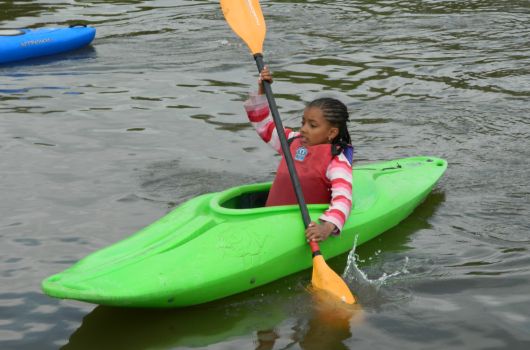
[295,146,308,161]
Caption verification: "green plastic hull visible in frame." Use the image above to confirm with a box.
[42,156,447,307]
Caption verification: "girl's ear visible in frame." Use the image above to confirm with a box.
[328,127,339,142]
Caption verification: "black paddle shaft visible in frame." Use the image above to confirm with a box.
[254,54,311,229]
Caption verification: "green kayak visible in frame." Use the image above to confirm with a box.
[42,156,447,308]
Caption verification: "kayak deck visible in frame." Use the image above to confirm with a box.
[42,156,447,307]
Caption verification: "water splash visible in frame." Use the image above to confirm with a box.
[342,235,410,305]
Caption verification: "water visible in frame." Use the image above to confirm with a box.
[1,0,529,348]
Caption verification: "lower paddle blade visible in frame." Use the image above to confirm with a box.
[221,0,266,55]
[312,255,356,304]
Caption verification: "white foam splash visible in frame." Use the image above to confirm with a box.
[342,234,410,304]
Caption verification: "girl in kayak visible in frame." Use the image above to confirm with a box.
[244,66,353,243]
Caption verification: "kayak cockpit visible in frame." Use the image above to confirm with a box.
[219,189,269,209]
[213,182,271,211]
[210,182,328,216]
[0,29,25,36]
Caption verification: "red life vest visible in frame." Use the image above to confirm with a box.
[266,137,333,206]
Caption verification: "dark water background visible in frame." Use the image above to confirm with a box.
[1,0,529,349]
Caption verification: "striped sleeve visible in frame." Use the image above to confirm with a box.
[319,152,353,232]
[244,93,298,154]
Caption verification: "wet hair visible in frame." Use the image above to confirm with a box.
[306,97,351,156]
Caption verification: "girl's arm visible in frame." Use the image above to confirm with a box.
[319,152,353,233]
[244,95,297,154]
[244,66,298,153]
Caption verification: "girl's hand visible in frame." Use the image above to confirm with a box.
[258,66,273,95]
[305,221,336,242]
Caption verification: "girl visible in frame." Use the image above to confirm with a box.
[244,66,353,243]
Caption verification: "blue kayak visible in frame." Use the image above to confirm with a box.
[0,25,95,64]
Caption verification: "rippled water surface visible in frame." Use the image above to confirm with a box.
[1,0,529,349]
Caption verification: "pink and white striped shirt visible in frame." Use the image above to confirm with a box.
[244,94,353,232]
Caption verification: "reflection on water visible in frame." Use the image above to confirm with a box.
[62,286,365,350]
[299,289,364,350]
[63,302,285,349]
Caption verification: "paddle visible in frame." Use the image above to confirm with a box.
[221,0,355,304]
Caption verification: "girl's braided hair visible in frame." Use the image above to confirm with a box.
[306,97,351,156]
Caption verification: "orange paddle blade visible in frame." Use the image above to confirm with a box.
[221,0,266,55]
[312,255,356,304]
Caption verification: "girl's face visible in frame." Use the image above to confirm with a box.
[300,107,339,146]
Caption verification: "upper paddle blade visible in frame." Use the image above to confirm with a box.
[312,255,356,304]
[221,0,266,55]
